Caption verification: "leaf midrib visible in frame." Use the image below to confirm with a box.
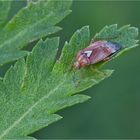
[0,79,65,138]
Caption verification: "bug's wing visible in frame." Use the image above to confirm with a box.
[84,46,113,64]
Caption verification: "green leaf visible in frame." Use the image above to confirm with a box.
[0,0,72,66]
[0,25,138,139]
[0,0,11,29]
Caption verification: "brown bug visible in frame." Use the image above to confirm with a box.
[74,40,121,69]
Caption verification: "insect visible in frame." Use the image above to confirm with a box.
[74,40,122,69]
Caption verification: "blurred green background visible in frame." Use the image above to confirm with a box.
[2,1,140,139]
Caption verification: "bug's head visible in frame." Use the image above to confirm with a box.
[74,51,90,69]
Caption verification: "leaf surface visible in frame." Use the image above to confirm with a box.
[0,0,11,29]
